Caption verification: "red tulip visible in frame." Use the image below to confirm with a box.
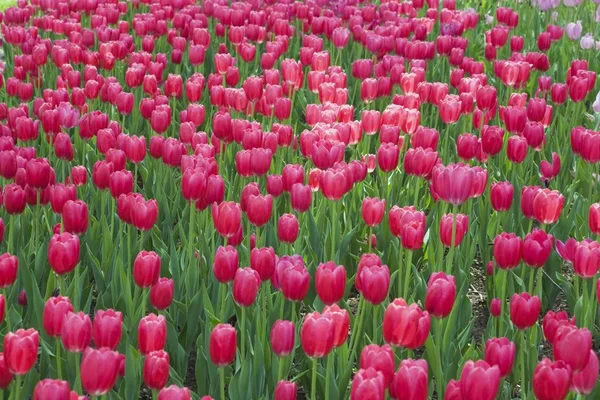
[138,314,167,355]
[277,257,310,302]
[0,253,18,288]
[389,359,428,400]
[182,168,207,201]
[490,298,501,317]
[521,186,542,219]
[573,240,600,278]
[18,290,26,306]
[553,325,592,371]
[213,246,239,283]
[431,163,475,205]
[143,350,170,390]
[523,229,553,268]
[80,347,121,396]
[444,379,461,400]
[357,259,390,305]
[209,323,236,366]
[62,200,88,234]
[360,344,395,387]
[277,214,299,244]
[150,278,174,311]
[282,165,304,192]
[43,296,73,337]
[484,337,515,377]
[542,311,576,345]
[290,183,312,213]
[33,379,70,400]
[233,268,261,307]
[270,320,295,357]
[490,182,513,212]
[493,232,522,269]
[425,272,457,318]
[26,158,51,189]
[322,304,349,348]
[506,135,528,163]
[510,292,541,329]
[377,143,400,172]
[212,202,242,238]
[351,368,385,400]
[532,359,571,400]
[459,360,500,400]
[93,309,123,350]
[439,214,468,248]
[108,170,133,199]
[532,189,564,224]
[315,262,346,305]
[301,311,334,358]
[4,328,39,375]
[133,251,161,289]
[48,232,80,275]
[404,148,438,178]
[158,386,192,400]
[61,311,92,353]
[266,175,284,197]
[388,206,426,250]
[571,350,598,395]
[50,184,77,214]
[274,380,297,400]
[383,299,430,349]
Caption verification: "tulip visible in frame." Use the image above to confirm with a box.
[388,206,426,250]
[25,158,51,189]
[322,304,349,348]
[266,175,284,197]
[493,233,522,269]
[351,368,385,400]
[290,183,312,212]
[530,189,564,226]
[377,143,399,172]
[133,251,161,289]
[357,262,390,305]
[80,347,121,396]
[18,290,26,307]
[521,186,542,219]
[150,278,174,311]
[383,299,430,349]
[93,309,123,350]
[61,311,92,352]
[213,246,239,283]
[541,311,575,346]
[50,184,77,214]
[212,202,242,238]
[143,350,170,390]
[553,325,592,371]
[360,344,395,387]
[444,379,461,400]
[510,292,541,329]
[233,268,261,307]
[48,232,80,275]
[42,296,73,337]
[490,182,513,212]
[301,311,334,358]
[484,337,515,377]
[459,360,500,400]
[389,359,428,400]
[523,229,553,268]
[138,314,167,355]
[439,214,468,248]
[271,320,295,357]
[3,184,26,214]
[209,324,236,366]
[573,240,600,278]
[571,350,598,395]
[0,254,18,288]
[315,262,346,305]
[62,200,88,234]
[490,298,501,317]
[431,163,475,205]
[33,379,70,400]
[158,386,192,400]
[277,214,299,244]
[277,258,310,302]
[274,380,297,400]
[532,359,571,400]
[4,328,39,375]
[425,272,457,318]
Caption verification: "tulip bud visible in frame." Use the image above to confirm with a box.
[213,246,239,283]
[270,320,295,357]
[425,272,457,318]
[362,197,386,227]
[510,292,541,330]
[484,337,515,377]
[532,359,571,400]
[278,214,299,244]
[93,309,123,350]
[61,311,92,353]
[490,182,513,212]
[493,232,522,269]
[143,350,170,390]
[133,251,161,289]
[233,268,261,307]
[209,324,236,366]
[315,262,346,305]
[0,254,18,288]
[48,233,80,275]
[150,278,174,311]
[138,314,166,355]
[301,311,334,358]
[490,298,501,317]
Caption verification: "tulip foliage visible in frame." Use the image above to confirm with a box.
[0,0,599,398]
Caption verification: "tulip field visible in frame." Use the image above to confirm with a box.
[2,0,600,398]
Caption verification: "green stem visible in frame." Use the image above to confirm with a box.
[311,357,318,400]
[520,330,527,399]
[435,318,444,399]
[261,284,267,342]
[7,215,14,255]
[324,353,332,400]
[398,247,405,299]
[219,283,227,322]
[583,278,590,330]
[499,268,509,337]
[347,297,366,364]
[11,376,20,400]
[219,367,226,400]
[56,338,63,379]
[446,204,459,274]
[403,250,414,301]
[371,304,378,343]
[367,226,373,254]
[277,355,286,381]
[279,293,285,320]
[330,200,337,262]
[528,267,535,294]
[240,307,246,360]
